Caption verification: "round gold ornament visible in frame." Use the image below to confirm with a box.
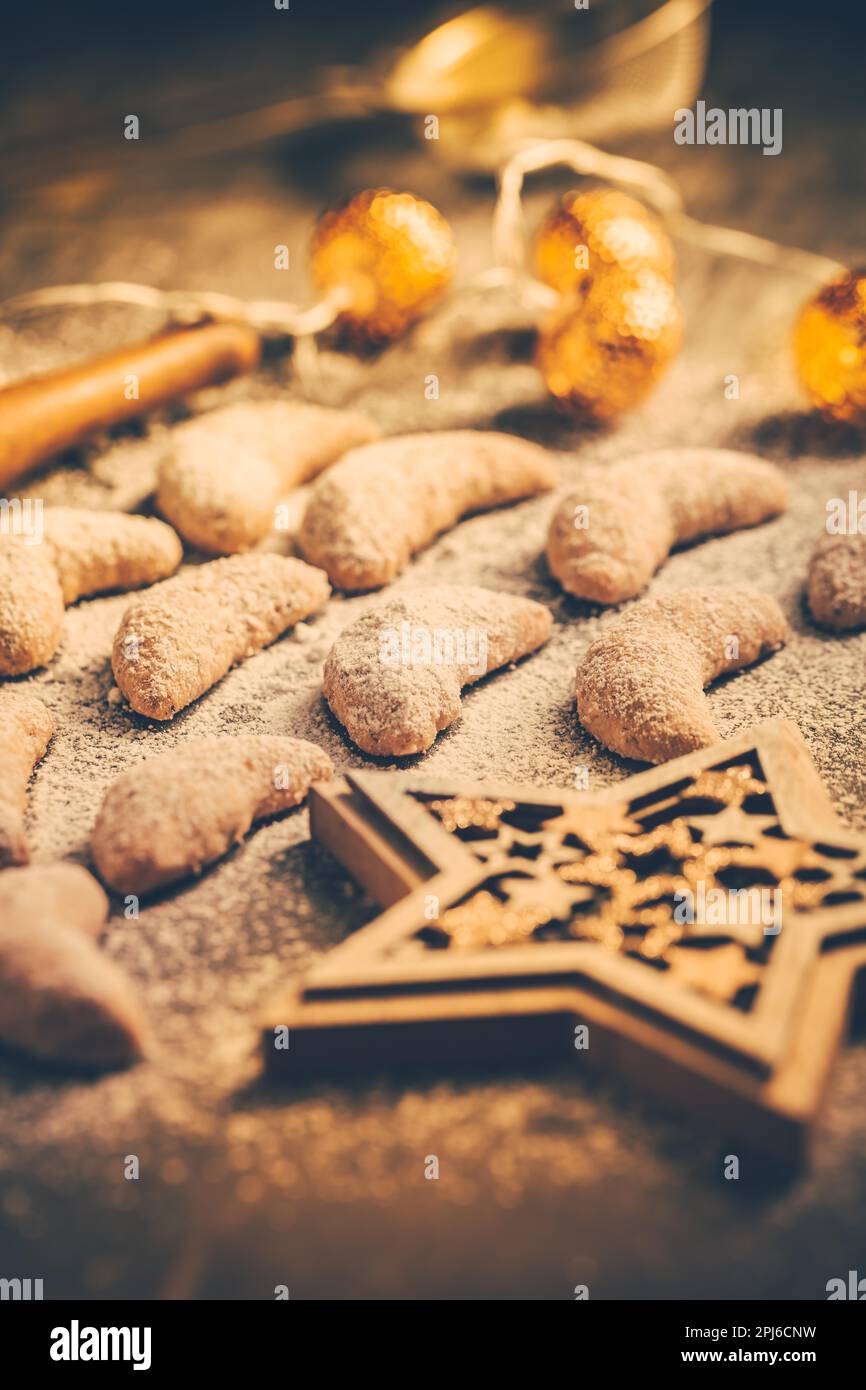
[793,268,866,423]
[537,264,683,420]
[309,187,457,344]
[533,187,675,298]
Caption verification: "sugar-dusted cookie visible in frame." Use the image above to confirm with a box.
[547,449,787,604]
[0,543,63,674]
[0,508,182,675]
[575,587,789,763]
[324,585,553,756]
[807,532,866,631]
[0,864,145,1067]
[112,554,330,720]
[0,691,54,868]
[157,401,381,554]
[92,735,333,895]
[113,553,330,722]
[45,507,183,603]
[299,431,558,590]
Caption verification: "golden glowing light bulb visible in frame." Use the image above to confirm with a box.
[538,265,683,420]
[384,9,548,114]
[793,268,866,422]
[534,187,675,298]
[309,188,457,344]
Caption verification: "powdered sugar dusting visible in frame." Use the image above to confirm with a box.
[547,447,787,603]
[575,586,789,763]
[299,430,558,590]
[323,584,552,755]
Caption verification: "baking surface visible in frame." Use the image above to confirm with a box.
[1,4,865,1298]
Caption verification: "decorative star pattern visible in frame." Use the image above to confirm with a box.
[413,758,866,1010]
[265,721,866,1165]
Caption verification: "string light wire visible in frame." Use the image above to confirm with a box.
[0,138,846,341]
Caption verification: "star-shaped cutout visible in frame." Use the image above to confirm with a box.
[541,803,640,848]
[734,834,819,880]
[665,943,762,1002]
[503,872,596,923]
[688,804,778,847]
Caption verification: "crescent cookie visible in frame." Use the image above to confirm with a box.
[0,864,145,1067]
[92,735,333,896]
[0,508,182,675]
[807,532,866,631]
[0,691,54,868]
[299,431,558,591]
[112,553,330,720]
[547,448,787,604]
[157,401,381,554]
[323,585,553,756]
[0,542,63,674]
[575,587,789,764]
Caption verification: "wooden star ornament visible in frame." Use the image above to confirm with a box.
[261,720,866,1174]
